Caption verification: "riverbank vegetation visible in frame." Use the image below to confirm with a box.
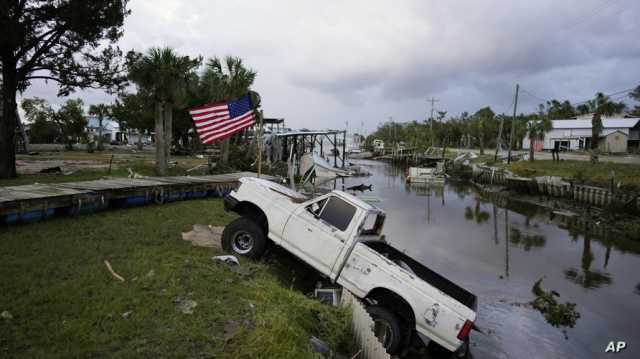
[505,160,640,189]
[0,199,351,358]
[364,90,638,160]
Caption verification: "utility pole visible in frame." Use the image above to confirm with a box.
[428,97,439,148]
[507,84,519,163]
[494,115,505,161]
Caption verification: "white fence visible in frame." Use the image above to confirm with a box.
[341,290,391,359]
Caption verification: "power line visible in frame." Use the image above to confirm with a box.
[573,87,636,106]
[519,88,547,104]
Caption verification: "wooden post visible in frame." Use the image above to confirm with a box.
[155,102,167,175]
[256,110,264,178]
[333,133,338,168]
[342,130,347,168]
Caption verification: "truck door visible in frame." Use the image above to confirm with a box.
[283,195,358,276]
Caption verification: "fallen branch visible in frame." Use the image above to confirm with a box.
[350,349,362,359]
[104,260,125,282]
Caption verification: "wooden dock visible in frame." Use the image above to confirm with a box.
[0,172,276,224]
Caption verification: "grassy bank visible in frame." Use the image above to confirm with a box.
[504,160,640,189]
[0,199,350,358]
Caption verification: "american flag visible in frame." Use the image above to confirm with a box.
[188,94,256,144]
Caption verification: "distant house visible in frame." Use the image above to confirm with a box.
[86,116,152,145]
[372,139,384,151]
[522,116,640,153]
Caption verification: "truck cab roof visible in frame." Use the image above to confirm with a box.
[240,176,383,214]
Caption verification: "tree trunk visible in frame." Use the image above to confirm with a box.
[136,130,143,150]
[155,102,167,175]
[97,118,104,151]
[164,105,172,165]
[529,135,535,162]
[479,135,485,155]
[221,138,230,164]
[0,69,18,179]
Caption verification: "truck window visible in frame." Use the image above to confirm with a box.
[306,198,327,217]
[318,196,356,231]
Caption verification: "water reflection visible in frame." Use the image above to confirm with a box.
[509,227,546,251]
[564,233,612,289]
[464,200,490,224]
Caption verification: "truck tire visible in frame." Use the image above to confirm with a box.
[366,305,404,355]
[222,217,267,259]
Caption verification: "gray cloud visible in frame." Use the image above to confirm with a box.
[21,0,640,132]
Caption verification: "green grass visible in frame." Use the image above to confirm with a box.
[0,199,350,358]
[505,160,640,188]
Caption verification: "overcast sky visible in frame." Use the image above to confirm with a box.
[22,0,640,133]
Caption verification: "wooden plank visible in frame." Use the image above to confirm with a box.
[55,178,169,191]
[1,172,277,207]
[0,184,91,203]
[144,176,214,185]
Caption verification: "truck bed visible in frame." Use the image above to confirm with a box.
[364,241,477,310]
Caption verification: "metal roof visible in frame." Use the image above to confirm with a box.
[552,118,640,129]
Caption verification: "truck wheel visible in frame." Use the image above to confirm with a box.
[366,305,404,355]
[222,217,267,259]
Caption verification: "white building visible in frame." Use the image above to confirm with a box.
[522,116,640,153]
[86,116,152,145]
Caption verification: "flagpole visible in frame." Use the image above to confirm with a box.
[256,109,264,178]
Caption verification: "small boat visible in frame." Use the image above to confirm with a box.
[300,153,351,180]
[348,151,373,159]
[405,165,445,184]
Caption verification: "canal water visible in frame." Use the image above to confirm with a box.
[322,160,640,359]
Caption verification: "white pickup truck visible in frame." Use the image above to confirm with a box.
[223,177,477,356]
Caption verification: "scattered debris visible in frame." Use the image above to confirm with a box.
[186,163,208,173]
[104,260,126,282]
[212,255,239,266]
[530,279,580,328]
[346,184,372,192]
[173,298,198,314]
[145,269,155,278]
[212,255,255,276]
[309,336,332,357]
[127,168,143,179]
[1,310,13,320]
[182,224,223,248]
[39,166,63,174]
[121,311,133,319]
[313,288,342,306]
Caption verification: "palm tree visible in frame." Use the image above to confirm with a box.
[472,107,494,155]
[88,103,112,151]
[128,47,201,175]
[630,85,640,116]
[526,109,552,162]
[590,111,603,163]
[200,56,256,163]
